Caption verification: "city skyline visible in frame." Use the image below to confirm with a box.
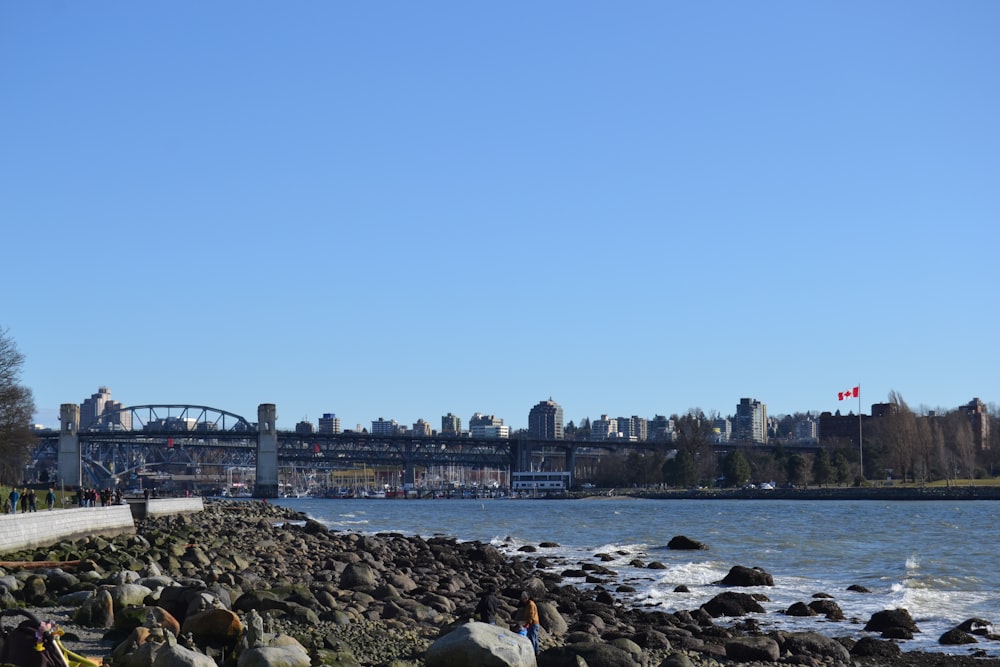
[3,3,997,433]
[41,384,993,436]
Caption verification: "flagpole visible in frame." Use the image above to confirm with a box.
[857,383,863,478]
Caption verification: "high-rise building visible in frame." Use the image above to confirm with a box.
[79,386,130,430]
[370,417,399,436]
[528,398,563,440]
[619,415,648,442]
[318,413,341,435]
[591,415,618,440]
[713,417,731,443]
[412,419,433,437]
[470,413,507,438]
[441,412,462,436]
[734,398,767,444]
[649,415,675,442]
[959,398,991,450]
[295,420,315,435]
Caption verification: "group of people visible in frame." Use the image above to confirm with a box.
[475,587,542,654]
[3,487,57,513]
[75,486,124,507]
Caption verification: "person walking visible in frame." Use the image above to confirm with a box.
[8,487,20,514]
[45,487,56,510]
[26,489,37,512]
[520,591,540,654]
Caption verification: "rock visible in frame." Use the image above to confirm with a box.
[851,636,902,658]
[339,563,376,590]
[238,643,311,667]
[180,608,242,646]
[666,536,707,551]
[939,628,977,645]
[719,565,773,587]
[656,653,693,667]
[776,631,851,661]
[111,583,155,613]
[700,592,765,618]
[725,636,780,662]
[540,641,638,667]
[151,643,218,667]
[957,618,993,635]
[784,602,817,616]
[74,588,115,628]
[424,622,534,667]
[807,599,844,620]
[537,600,568,636]
[864,608,920,634]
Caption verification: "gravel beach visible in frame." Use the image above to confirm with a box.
[2,499,998,667]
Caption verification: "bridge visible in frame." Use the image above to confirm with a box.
[38,403,620,497]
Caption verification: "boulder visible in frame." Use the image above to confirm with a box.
[700,592,765,618]
[539,641,637,667]
[425,622,535,667]
[939,628,977,645]
[339,563,376,590]
[111,583,155,613]
[667,536,708,551]
[74,588,115,628]
[238,643,311,667]
[850,636,902,659]
[864,608,920,634]
[180,608,242,646]
[724,636,780,662]
[152,643,220,667]
[807,599,844,620]
[719,565,773,587]
[776,631,851,662]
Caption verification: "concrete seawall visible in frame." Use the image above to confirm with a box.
[0,497,204,554]
[0,506,135,553]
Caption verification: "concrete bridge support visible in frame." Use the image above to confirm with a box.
[58,404,81,488]
[255,403,279,498]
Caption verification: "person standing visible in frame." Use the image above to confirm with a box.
[6,488,17,514]
[26,488,37,512]
[475,586,500,624]
[45,487,56,510]
[520,591,540,654]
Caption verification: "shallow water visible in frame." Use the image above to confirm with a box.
[277,496,1000,657]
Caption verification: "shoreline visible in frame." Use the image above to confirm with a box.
[2,499,998,666]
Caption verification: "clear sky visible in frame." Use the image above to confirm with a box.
[2,2,997,431]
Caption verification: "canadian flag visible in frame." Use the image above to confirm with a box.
[838,386,859,400]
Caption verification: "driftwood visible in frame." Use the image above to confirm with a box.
[0,560,81,569]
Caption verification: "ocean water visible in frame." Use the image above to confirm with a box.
[276,496,1000,657]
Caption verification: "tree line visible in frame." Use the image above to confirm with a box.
[582,401,1000,490]
[0,327,36,485]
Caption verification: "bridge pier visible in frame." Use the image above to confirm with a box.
[255,404,279,498]
[58,404,81,488]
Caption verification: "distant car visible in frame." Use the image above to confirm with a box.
[742,483,756,490]
[580,483,596,489]
[759,482,775,490]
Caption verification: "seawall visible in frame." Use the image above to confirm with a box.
[0,497,204,553]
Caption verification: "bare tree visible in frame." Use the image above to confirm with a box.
[0,326,36,484]
[884,391,917,483]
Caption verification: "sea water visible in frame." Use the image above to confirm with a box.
[277,497,1000,657]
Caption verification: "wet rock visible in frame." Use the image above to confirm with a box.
[851,636,902,659]
[939,628,977,645]
[864,608,920,634]
[719,565,773,587]
[667,536,708,551]
[701,591,765,618]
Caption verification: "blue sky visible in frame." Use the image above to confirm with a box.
[2,2,997,431]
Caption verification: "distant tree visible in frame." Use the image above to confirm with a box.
[812,448,833,486]
[663,448,699,488]
[721,450,751,487]
[786,454,810,487]
[0,327,36,484]
[832,450,851,485]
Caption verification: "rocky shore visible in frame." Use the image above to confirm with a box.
[0,499,997,667]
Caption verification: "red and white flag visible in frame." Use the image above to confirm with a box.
[838,386,859,401]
